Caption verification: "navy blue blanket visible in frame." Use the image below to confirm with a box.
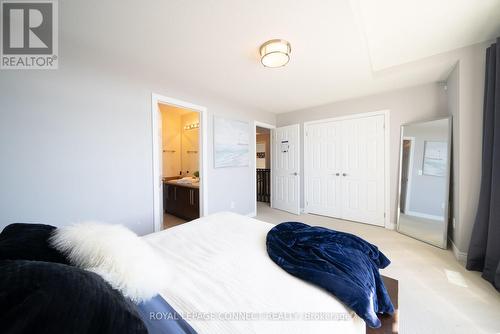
[266,222,394,328]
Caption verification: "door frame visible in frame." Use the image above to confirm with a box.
[253,121,276,216]
[304,110,390,228]
[151,93,208,232]
[401,136,415,214]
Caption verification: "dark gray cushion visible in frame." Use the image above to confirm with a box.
[0,223,68,264]
[0,260,148,334]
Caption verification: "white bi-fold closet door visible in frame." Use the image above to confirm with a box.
[305,114,386,226]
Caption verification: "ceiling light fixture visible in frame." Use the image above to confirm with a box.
[259,39,291,68]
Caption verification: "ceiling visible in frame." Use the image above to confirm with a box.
[61,0,500,114]
[158,103,194,116]
[256,127,271,135]
[354,0,500,71]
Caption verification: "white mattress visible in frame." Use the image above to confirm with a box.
[143,212,365,334]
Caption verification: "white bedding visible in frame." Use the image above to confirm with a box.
[143,212,365,334]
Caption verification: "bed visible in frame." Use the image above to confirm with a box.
[142,212,366,334]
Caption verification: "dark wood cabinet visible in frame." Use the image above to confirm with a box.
[163,183,200,221]
[164,184,176,213]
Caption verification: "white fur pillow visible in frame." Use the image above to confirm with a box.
[50,222,169,303]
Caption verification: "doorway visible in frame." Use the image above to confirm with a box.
[254,121,275,216]
[159,104,200,229]
[400,137,415,213]
[151,94,208,232]
[256,126,271,209]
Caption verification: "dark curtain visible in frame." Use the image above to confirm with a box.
[466,37,500,291]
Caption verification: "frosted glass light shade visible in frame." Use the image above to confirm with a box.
[260,39,291,68]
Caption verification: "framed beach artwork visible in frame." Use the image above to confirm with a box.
[422,141,447,177]
[214,116,250,168]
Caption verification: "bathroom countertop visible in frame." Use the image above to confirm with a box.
[164,179,200,189]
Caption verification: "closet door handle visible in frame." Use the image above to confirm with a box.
[342,173,348,177]
[174,187,177,200]
[335,173,340,176]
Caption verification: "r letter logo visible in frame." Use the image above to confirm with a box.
[1,0,58,69]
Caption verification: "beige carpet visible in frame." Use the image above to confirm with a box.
[255,203,500,334]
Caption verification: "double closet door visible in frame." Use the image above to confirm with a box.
[305,114,385,226]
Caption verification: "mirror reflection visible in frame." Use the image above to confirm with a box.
[397,117,451,248]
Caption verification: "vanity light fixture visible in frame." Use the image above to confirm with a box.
[259,39,291,68]
[184,123,200,130]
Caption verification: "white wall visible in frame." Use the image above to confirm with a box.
[276,83,448,227]
[160,105,182,178]
[445,42,489,255]
[0,61,275,235]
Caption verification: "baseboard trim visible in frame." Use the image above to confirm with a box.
[246,211,257,218]
[405,210,443,221]
[449,238,467,265]
[385,222,396,230]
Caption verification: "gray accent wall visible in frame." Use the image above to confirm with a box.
[446,42,489,256]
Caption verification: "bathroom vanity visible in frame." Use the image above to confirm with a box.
[163,179,200,221]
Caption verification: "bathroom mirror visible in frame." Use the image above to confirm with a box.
[397,117,452,249]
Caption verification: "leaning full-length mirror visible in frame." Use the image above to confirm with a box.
[397,117,452,249]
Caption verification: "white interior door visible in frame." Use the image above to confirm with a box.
[305,121,343,217]
[341,115,385,226]
[304,114,386,226]
[272,124,300,215]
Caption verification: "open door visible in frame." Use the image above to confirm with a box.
[157,105,164,229]
[272,124,300,215]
